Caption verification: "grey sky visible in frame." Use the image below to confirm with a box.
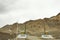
[0,0,60,28]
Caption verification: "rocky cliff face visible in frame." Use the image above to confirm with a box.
[0,13,60,39]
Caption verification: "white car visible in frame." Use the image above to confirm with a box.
[41,35,53,39]
[17,34,27,38]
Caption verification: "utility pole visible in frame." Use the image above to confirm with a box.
[17,22,18,35]
[44,20,48,35]
[15,18,19,40]
[25,23,26,34]
[44,23,46,35]
[25,23,26,40]
[16,22,18,40]
[8,25,12,40]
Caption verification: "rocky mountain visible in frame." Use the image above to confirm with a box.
[0,13,60,39]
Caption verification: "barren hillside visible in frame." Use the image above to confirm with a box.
[0,13,60,39]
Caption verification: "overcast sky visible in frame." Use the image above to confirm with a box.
[0,0,60,28]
